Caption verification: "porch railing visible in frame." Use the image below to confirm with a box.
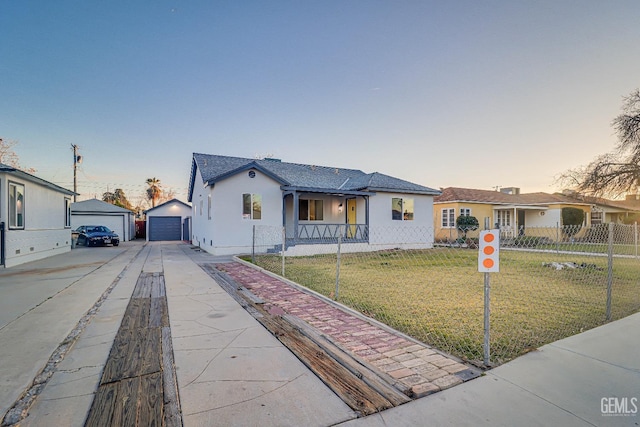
[294,223,369,244]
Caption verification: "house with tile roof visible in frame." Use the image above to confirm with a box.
[188,153,441,255]
[433,187,594,242]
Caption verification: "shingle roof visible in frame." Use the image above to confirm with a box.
[189,153,440,200]
[434,187,591,206]
[0,162,76,196]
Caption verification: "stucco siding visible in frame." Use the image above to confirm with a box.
[192,167,282,255]
[4,229,71,267]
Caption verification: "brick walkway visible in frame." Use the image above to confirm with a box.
[217,262,480,398]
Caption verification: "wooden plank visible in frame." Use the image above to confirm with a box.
[258,314,394,416]
[110,377,140,427]
[150,273,164,298]
[140,327,162,377]
[162,326,183,427]
[101,329,134,384]
[149,298,168,328]
[85,381,117,427]
[284,314,411,406]
[138,372,163,427]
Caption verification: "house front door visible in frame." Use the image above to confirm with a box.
[347,198,357,238]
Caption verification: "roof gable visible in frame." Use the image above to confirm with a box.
[144,198,192,214]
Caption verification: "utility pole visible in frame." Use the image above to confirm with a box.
[71,144,81,202]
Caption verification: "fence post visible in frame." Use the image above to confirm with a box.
[252,225,256,264]
[635,222,638,259]
[281,226,286,277]
[483,217,491,366]
[606,222,614,321]
[335,226,342,300]
[556,222,560,254]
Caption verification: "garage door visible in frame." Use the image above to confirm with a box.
[149,216,182,241]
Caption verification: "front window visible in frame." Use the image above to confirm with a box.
[392,198,414,221]
[243,193,262,220]
[64,198,71,228]
[441,208,455,228]
[460,208,471,216]
[299,199,324,221]
[496,210,512,227]
[591,211,603,225]
[9,182,25,229]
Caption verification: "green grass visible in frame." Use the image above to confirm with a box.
[247,248,640,365]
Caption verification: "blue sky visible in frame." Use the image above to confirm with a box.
[1,1,639,204]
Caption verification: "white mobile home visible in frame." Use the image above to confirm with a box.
[0,163,76,268]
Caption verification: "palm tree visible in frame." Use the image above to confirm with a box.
[146,177,162,208]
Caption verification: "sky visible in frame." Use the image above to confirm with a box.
[1,1,640,204]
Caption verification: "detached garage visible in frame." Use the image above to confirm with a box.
[145,199,192,242]
[71,199,135,241]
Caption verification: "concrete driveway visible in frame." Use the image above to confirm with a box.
[0,242,144,421]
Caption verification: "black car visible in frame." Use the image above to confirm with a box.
[75,225,120,247]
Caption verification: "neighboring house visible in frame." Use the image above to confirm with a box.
[568,193,640,225]
[71,199,135,241]
[433,187,593,242]
[0,163,76,268]
[187,153,441,256]
[144,199,192,242]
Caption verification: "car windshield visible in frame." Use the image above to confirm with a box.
[88,226,110,233]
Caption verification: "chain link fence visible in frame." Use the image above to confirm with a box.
[246,223,640,367]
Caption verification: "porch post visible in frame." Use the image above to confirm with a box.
[365,196,370,239]
[293,191,299,241]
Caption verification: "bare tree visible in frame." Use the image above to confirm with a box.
[0,138,36,173]
[559,90,640,197]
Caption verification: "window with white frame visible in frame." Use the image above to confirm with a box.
[496,210,512,227]
[392,198,414,221]
[441,208,456,228]
[591,211,603,224]
[9,182,25,229]
[242,193,262,220]
[460,208,471,216]
[207,195,212,220]
[299,199,323,221]
[64,198,71,228]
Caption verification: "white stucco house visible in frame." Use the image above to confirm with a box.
[71,199,135,241]
[144,199,192,242]
[187,153,441,256]
[0,163,76,268]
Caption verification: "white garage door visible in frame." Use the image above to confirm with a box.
[148,216,182,241]
[73,215,126,241]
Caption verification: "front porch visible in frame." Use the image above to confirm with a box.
[281,187,372,248]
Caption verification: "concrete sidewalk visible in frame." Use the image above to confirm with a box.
[339,311,640,426]
[2,242,638,426]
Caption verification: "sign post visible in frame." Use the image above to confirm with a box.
[479,222,500,366]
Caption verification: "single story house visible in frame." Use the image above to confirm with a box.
[433,187,594,242]
[144,199,192,242]
[566,193,640,225]
[0,163,76,267]
[71,198,135,241]
[187,153,441,256]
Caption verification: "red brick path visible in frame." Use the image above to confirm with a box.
[217,262,479,397]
